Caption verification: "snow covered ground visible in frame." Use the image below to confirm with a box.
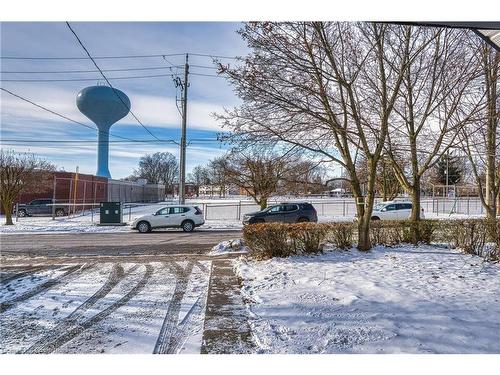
[0,261,211,354]
[236,245,500,354]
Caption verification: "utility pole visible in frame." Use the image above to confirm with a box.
[179,54,189,204]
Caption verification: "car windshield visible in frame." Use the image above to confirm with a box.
[263,205,278,212]
[374,203,387,211]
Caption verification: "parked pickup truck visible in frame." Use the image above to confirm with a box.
[14,198,69,217]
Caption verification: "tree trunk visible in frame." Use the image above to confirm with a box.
[2,199,14,225]
[497,190,500,216]
[357,216,371,251]
[356,189,376,251]
[259,197,268,210]
[410,177,421,244]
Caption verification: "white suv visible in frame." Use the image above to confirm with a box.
[370,201,424,221]
[131,205,205,233]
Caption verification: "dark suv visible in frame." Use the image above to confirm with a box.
[242,202,318,225]
[14,199,69,217]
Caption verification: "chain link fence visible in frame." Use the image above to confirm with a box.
[198,197,486,221]
[11,195,486,224]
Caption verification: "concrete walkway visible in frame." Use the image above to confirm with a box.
[201,260,255,354]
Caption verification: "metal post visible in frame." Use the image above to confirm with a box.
[72,167,79,216]
[129,204,132,222]
[92,181,98,222]
[15,203,19,222]
[82,180,87,216]
[68,178,73,218]
[179,53,189,205]
[445,150,450,198]
[52,175,56,220]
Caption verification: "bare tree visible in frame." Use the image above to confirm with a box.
[134,152,179,195]
[221,146,309,209]
[460,41,500,220]
[356,154,404,201]
[217,22,418,250]
[382,27,483,243]
[280,159,326,196]
[187,165,210,197]
[0,150,55,225]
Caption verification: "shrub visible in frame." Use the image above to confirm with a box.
[243,222,293,259]
[486,219,500,262]
[370,219,442,246]
[369,220,406,246]
[326,222,354,249]
[409,220,439,244]
[444,219,492,257]
[243,218,500,261]
[287,223,330,254]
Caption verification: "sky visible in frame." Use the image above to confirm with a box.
[0,22,249,179]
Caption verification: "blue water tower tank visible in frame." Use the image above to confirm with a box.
[76,86,130,178]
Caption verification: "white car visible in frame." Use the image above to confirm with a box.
[370,201,424,221]
[131,205,205,233]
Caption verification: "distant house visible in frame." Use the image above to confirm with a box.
[329,188,348,197]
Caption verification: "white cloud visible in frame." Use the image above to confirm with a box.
[129,93,225,131]
[1,85,226,133]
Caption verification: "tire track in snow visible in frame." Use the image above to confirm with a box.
[23,263,126,354]
[153,261,195,354]
[26,263,153,354]
[169,260,211,354]
[0,264,93,313]
[0,266,44,285]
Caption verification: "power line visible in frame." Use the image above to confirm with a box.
[189,72,225,78]
[1,65,181,74]
[0,87,140,143]
[0,139,180,144]
[0,53,186,60]
[188,53,240,60]
[1,73,176,82]
[189,64,219,70]
[0,52,240,60]
[0,71,224,82]
[65,22,162,142]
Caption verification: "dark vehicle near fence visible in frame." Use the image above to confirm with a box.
[242,202,318,225]
[14,199,69,217]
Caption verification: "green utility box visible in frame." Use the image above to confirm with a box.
[99,202,125,226]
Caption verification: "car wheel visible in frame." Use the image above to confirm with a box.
[55,208,65,217]
[297,217,309,223]
[137,221,151,233]
[17,209,27,218]
[371,216,380,221]
[182,220,195,232]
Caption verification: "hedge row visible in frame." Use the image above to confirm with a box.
[243,219,500,260]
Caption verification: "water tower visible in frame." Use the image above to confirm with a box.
[76,86,130,178]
